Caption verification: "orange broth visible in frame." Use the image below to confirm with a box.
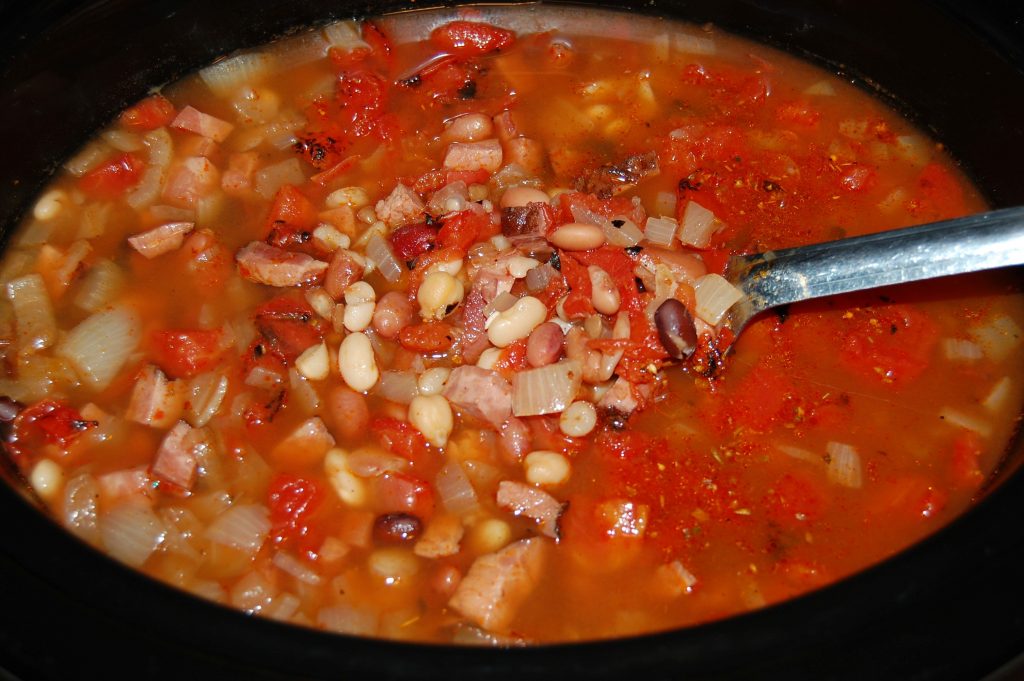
[1,5,1022,643]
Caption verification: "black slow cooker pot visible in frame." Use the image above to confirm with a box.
[2,1,1024,679]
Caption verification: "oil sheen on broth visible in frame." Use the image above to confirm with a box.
[1,6,1022,644]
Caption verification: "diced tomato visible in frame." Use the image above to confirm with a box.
[11,400,96,462]
[837,162,877,192]
[362,22,393,67]
[79,152,144,199]
[763,472,828,527]
[950,430,984,489]
[558,251,594,319]
[436,209,489,251]
[559,495,647,572]
[372,472,436,520]
[373,416,438,474]
[253,295,325,364]
[398,321,458,355]
[708,362,794,433]
[775,100,821,127]
[265,185,319,249]
[493,338,530,375]
[337,69,389,136]
[119,94,176,131]
[838,303,938,387]
[430,20,515,57]
[242,390,286,429]
[150,329,226,379]
[268,474,324,548]
[406,58,476,104]
[700,248,732,276]
[390,223,438,260]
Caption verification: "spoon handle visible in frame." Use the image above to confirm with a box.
[725,207,1024,330]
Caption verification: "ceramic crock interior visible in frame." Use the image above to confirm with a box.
[1,1,1024,679]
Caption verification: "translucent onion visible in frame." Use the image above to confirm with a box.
[673,31,717,55]
[939,407,992,437]
[644,216,678,247]
[347,448,409,477]
[207,504,271,554]
[186,371,230,427]
[693,274,743,325]
[57,307,141,390]
[253,158,306,199]
[984,376,1012,413]
[427,180,469,215]
[62,473,100,545]
[512,360,583,417]
[376,370,420,404]
[970,315,1022,362]
[100,503,167,568]
[126,128,173,210]
[942,338,983,362]
[601,217,643,247]
[64,140,111,177]
[778,445,822,465]
[524,263,558,293]
[804,80,837,96]
[7,273,57,352]
[266,592,302,621]
[679,200,719,248]
[230,571,276,613]
[272,551,323,585]
[435,460,479,515]
[200,52,276,97]
[269,32,329,71]
[288,368,321,412]
[101,129,143,152]
[317,603,379,636]
[365,233,403,283]
[826,442,863,489]
[323,20,370,52]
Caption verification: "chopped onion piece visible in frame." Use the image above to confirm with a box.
[317,603,379,636]
[804,80,836,96]
[778,445,822,465]
[984,377,1012,413]
[644,216,678,247]
[524,263,558,293]
[654,191,677,217]
[62,473,101,545]
[272,551,323,585]
[126,128,173,210]
[207,504,270,554]
[100,504,167,568]
[942,338,983,362]
[7,273,57,352]
[200,52,276,97]
[826,442,862,489]
[939,408,992,437]
[186,371,230,427]
[679,200,719,248]
[365,233,403,283]
[347,449,409,477]
[969,315,1022,362]
[253,158,306,199]
[102,129,143,152]
[512,360,583,417]
[323,20,370,52]
[435,460,479,515]
[601,217,643,247]
[693,274,743,325]
[64,140,112,177]
[57,307,141,390]
[673,31,717,55]
[376,371,420,404]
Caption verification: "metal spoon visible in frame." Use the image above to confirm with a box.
[724,206,1024,336]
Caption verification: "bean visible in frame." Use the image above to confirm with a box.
[367,547,419,583]
[417,271,464,321]
[500,186,549,209]
[29,459,63,501]
[655,298,698,359]
[343,281,377,332]
[526,322,564,367]
[486,295,548,347]
[559,400,597,437]
[524,450,571,486]
[499,416,531,462]
[548,222,605,250]
[373,513,423,544]
[417,367,451,396]
[295,342,330,381]
[408,394,454,448]
[338,332,379,392]
[324,448,367,506]
[443,112,494,143]
[326,186,370,208]
[327,386,369,442]
[33,189,69,221]
[324,249,365,301]
[587,265,621,315]
[430,563,462,598]
[372,291,414,340]
[470,518,511,554]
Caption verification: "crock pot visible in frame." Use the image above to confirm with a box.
[1,1,1023,679]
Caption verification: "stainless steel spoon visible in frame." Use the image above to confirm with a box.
[724,207,1024,335]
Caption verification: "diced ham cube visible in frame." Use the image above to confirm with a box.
[492,110,519,143]
[375,183,424,227]
[443,139,503,174]
[448,538,547,632]
[496,480,564,538]
[597,376,639,415]
[162,156,220,207]
[127,221,195,259]
[413,514,465,558]
[151,421,204,492]
[221,152,259,196]
[97,466,154,504]
[443,365,512,428]
[236,241,328,287]
[171,105,235,142]
[126,364,184,427]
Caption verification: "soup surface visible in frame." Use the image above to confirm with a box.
[1,5,1022,644]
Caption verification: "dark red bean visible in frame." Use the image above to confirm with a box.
[372,291,415,340]
[655,298,697,359]
[373,512,422,544]
[526,322,564,368]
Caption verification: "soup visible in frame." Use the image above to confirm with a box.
[1,5,1021,644]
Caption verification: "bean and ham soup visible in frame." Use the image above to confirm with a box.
[2,5,1022,643]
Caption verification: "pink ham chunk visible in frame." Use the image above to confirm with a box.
[221,152,259,196]
[443,365,512,428]
[375,183,424,227]
[496,481,564,538]
[448,537,547,632]
[236,241,327,287]
[171,105,235,142]
[151,421,206,492]
[127,221,195,259]
[162,156,220,207]
[443,139,503,173]
[126,364,184,427]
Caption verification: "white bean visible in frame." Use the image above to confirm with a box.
[470,518,511,554]
[343,281,377,332]
[500,186,549,209]
[33,189,69,222]
[409,394,454,448]
[476,347,503,370]
[368,547,419,584]
[338,332,379,392]
[524,450,571,486]
[29,459,63,501]
[506,256,540,279]
[417,271,464,320]
[443,112,494,143]
[295,341,330,381]
[326,186,371,208]
[486,296,548,348]
[312,224,350,252]
[559,401,597,437]
[324,448,366,506]
[417,367,451,396]
[588,265,621,315]
[548,222,606,250]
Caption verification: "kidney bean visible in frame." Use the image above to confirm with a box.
[327,385,370,442]
[372,291,415,339]
[526,322,564,368]
[324,249,364,301]
[373,512,423,544]
[499,416,532,462]
[655,298,698,359]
